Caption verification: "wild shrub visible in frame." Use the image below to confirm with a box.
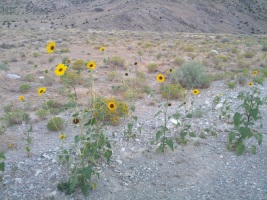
[172,61,210,88]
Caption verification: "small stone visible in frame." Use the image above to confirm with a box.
[35,170,42,176]
[6,74,21,79]
[121,147,125,152]
[220,155,223,159]
[215,103,223,110]
[116,160,123,165]
[15,178,22,184]
[29,184,34,190]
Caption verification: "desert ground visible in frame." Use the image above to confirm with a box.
[0,28,266,199]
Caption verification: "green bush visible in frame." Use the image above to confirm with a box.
[23,74,36,82]
[227,81,237,89]
[109,56,125,68]
[19,84,31,93]
[0,61,9,71]
[72,60,85,70]
[6,110,30,126]
[173,57,185,66]
[146,63,158,73]
[36,109,49,120]
[243,52,255,58]
[161,84,185,99]
[171,61,211,88]
[262,44,267,52]
[47,117,65,131]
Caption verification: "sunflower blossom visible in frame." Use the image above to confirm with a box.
[107,101,116,112]
[192,89,199,95]
[54,63,67,76]
[19,96,24,101]
[46,41,56,54]
[87,61,96,70]
[38,87,46,96]
[156,74,165,83]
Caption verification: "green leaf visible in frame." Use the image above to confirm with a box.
[189,132,196,137]
[0,152,5,159]
[69,176,78,192]
[85,118,96,126]
[82,166,93,180]
[166,139,174,151]
[233,112,242,128]
[180,130,187,139]
[239,127,251,138]
[28,125,33,132]
[104,150,112,162]
[0,162,5,172]
[72,113,79,117]
[156,130,163,140]
[154,110,162,118]
[137,126,142,134]
[250,145,256,155]
[254,133,263,145]
[186,114,192,118]
[81,184,90,196]
[74,135,80,144]
[156,144,165,153]
[249,108,259,120]
[236,142,245,155]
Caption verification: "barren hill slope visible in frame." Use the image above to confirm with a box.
[0,0,267,34]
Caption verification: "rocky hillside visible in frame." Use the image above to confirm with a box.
[0,0,267,34]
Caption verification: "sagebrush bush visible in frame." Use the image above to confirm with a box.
[47,117,64,131]
[262,44,267,52]
[161,84,186,99]
[0,61,9,71]
[36,109,49,120]
[108,56,125,68]
[6,110,30,126]
[92,97,129,125]
[171,61,211,88]
[243,52,255,58]
[60,71,82,85]
[23,74,36,82]
[173,57,185,66]
[72,59,85,70]
[19,84,32,93]
[146,63,158,73]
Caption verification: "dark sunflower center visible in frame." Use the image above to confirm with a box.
[50,45,54,50]
[159,76,162,80]
[40,90,43,93]
[90,64,93,68]
[110,104,114,108]
[59,68,63,72]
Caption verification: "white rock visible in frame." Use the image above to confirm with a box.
[205,100,211,106]
[211,50,219,54]
[39,76,45,79]
[215,103,223,110]
[6,74,21,79]
[220,155,223,159]
[116,160,123,165]
[15,178,22,184]
[35,170,42,176]
[121,147,125,152]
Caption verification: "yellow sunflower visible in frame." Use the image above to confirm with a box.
[59,133,66,140]
[46,41,56,54]
[54,63,67,76]
[38,87,46,96]
[253,70,258,76]
[19,96,24,101]
[107,101,117,112]
[248,82,253,87]
[156,74,165,83]
[192,89,199,95]
[87,61,96,70]
[100,47,105,52]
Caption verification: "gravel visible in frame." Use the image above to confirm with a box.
[0,80,266,200]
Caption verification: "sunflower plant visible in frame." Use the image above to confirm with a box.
[227,81,265,155]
